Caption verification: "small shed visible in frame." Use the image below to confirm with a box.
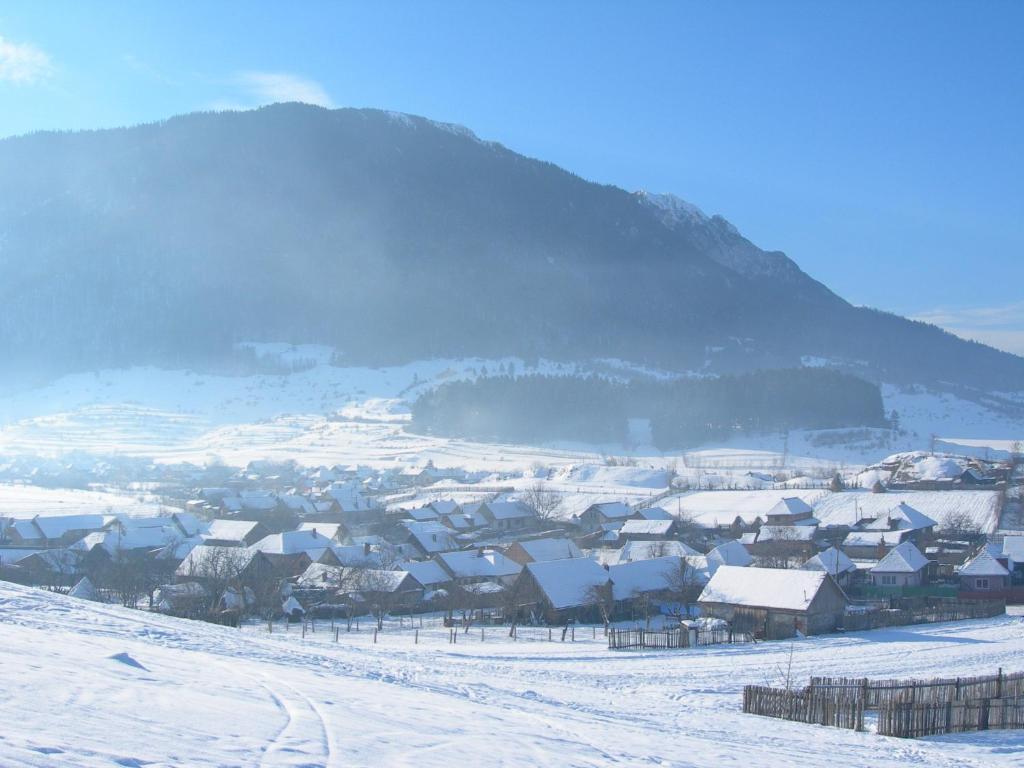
[698,565,847,639]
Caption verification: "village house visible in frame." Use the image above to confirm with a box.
[595,539,699,566]
[998,536,1024,584]
[397,559,453,594]
[617,519,680,541]
[6,514,116,547]
[402,521,460,557]
[869,541,932,589]
[744,524,818,565]
[296,522,348,544]
[698,565,848,639]
[633,506,674,521]
[203,519,270,547]
[801,546,857,587]
[435,548,522,586]
[578,502,635,533]
[957,549,1011,593]
[513,557,612,624]
[764,497,818,526]
[504,537,583,565]
[608,555,689,613]
[477,500,538,532]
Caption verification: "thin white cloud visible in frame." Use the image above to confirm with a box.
[0,34,53,85]
[913,302,1024,356]
[235,71,333,108]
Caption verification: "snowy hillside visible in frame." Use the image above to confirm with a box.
[0,350,1020,473]
[3,581,1024,767]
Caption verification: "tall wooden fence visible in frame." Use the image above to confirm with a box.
[808,669,1024,708]
[878,696,1024,738]
[839,599,1004,632]
[608,626,751,650]
[742,685,864,731]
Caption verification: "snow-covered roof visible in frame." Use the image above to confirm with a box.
[297,522,344,541]
[484,501,536,521]
[802,547,856,576]
[699,566,834,612]
[296,562,345,588]
[843,530,908,548]
[514,537,582,562]
[33,514,113,540]
[328,544,381,567]
[768,497,814,518]
[72,526,179,554]
[404,521,458,553]
[428,500,461,517]
[864,502,937,532]
[959,549,1010,578]
[1002,536,1024,563]
[871,542,930,574]
[171,512,205,537]
[279,494,317,515]
[436,549,521,580]
[619,519,675,537]
[635,506,673,521]
[398,559,451,587]
[356,570,418,594]
[609,556,683,601]
[585,502,633,520]
[612,539,699,564]
[707,540,753,570]
[251,530,329,556]
[525,558,611,610]
[176,545,257,576]
[204,519,262,542]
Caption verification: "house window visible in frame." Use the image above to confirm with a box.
[880,575,896,586]
[976,578,989,590]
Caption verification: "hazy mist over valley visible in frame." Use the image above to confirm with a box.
[0,4,1022,767]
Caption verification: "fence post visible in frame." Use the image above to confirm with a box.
[302,622,306,639]
[415,629,418,644]
[373,628,378,644]
[335,627,339,643]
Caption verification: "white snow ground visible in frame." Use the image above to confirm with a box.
[3,581,1024,767]
[0,353,1020,474]
[0,484,171,519]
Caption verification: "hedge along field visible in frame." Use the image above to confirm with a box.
[411,368,887,449]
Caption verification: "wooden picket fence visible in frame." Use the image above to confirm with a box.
[839,599,1004,632]
[608,626,751,651]
[808,669,1024,708]
[742,685,865,730]
[609,627,686,650]
[878,695,1024,738]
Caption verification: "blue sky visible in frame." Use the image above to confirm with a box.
[1,1,1022,355]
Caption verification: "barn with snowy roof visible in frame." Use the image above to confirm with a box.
[698,565,847,639]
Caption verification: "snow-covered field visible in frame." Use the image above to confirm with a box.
[0,484,171,519]
[2,581,1023,767]
[661,489,831,527]
[0,351,1021,475]
[813,490,1003,534]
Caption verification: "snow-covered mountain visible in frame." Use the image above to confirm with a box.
[0,102,1022,395]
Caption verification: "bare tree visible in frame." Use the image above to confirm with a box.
[584,581,614,630]
[664,557,704,619]
[522,481,562,522]
[753,527,808,569]
[940,510,983,543]
[181,546,254,617]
